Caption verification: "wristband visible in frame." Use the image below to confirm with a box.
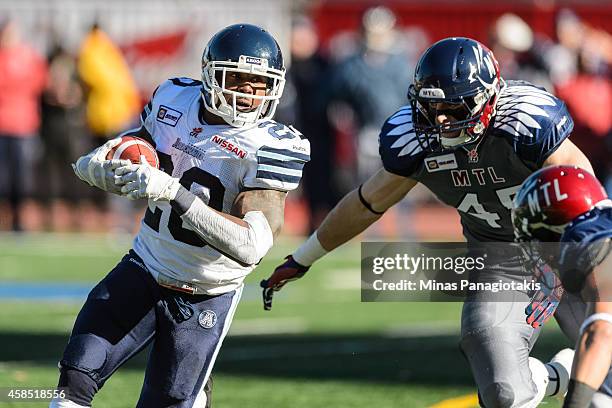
[563,379,597,408]
[579,313,612,336]
[358,184,385,215]
[292,232,328,267]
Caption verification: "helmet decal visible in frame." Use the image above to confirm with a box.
[469,43,496,84]
[512,166,608,242]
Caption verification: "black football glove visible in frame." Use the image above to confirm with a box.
[260,255,310,311]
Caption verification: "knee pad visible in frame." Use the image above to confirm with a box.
[481,382,515,408]
[59,334,110,400]
[460,327,538,408]
[61,334,110,383]
[57,367,99,407]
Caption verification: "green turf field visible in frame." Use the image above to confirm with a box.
[0,233,568,407]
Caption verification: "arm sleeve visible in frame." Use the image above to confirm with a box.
[170,186,274,266]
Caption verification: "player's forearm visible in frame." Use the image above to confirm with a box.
[292,169,416,266]
[572,267,612,389]
[290,188,380,267]
[317,188,382,251]
[171,187,273,265]
[572,319,612,389]
[543,138,594,174]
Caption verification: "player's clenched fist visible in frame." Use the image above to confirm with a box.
[114,156,181,201]
[260,255,310,310]
[72,137,130,194]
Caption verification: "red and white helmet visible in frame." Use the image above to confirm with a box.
[512,165,608,242]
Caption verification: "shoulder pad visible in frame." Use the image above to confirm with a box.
[561,207,612,244]
[378,106,425,177]
[168,77,203,88]
[243,122,311,192]
[492,83,573,168]
[137,78,201,141]
[145,78,202,128]
[559,207,612,292]
[152,77,202,102]
[256,120,306,142]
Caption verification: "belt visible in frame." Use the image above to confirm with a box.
[126,251,206,295]
[157,275,204,295]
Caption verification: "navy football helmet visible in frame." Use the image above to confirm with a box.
[408,37,505,150]
[201,24,286,127]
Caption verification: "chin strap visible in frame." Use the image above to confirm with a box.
[440,131,477,148]
[440,79,507,149]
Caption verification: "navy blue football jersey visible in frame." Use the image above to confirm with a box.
[379,80,574,242]
[558,206,612,293]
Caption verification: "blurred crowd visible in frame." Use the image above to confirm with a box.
[0,19,141,232]
[0,6,610,234]
[488,10,612,193]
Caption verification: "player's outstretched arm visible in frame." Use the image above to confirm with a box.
[317,168,417,252]
[543,138,594,174]
[260,168,417,310]
[564,253,612,407]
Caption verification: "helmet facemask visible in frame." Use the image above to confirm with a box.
[201,55,286,127]
[409,77,504,151]
[513,210,564,290]
[511,181,570,245]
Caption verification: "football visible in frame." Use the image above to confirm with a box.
[106,136,159,168]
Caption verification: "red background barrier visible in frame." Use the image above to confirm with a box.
[310,1,612,47]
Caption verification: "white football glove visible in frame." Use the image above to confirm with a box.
[114,156,181,201]
[72,138,130,194]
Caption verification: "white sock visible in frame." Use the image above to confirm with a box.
[529,357,549,403]
[49,397,90,408]
[546,348,573,396]
[526,350,573,408]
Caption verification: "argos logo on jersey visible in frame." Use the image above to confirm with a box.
[211,135,247,159]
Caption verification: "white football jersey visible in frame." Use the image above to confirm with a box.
[131,77,310,294]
